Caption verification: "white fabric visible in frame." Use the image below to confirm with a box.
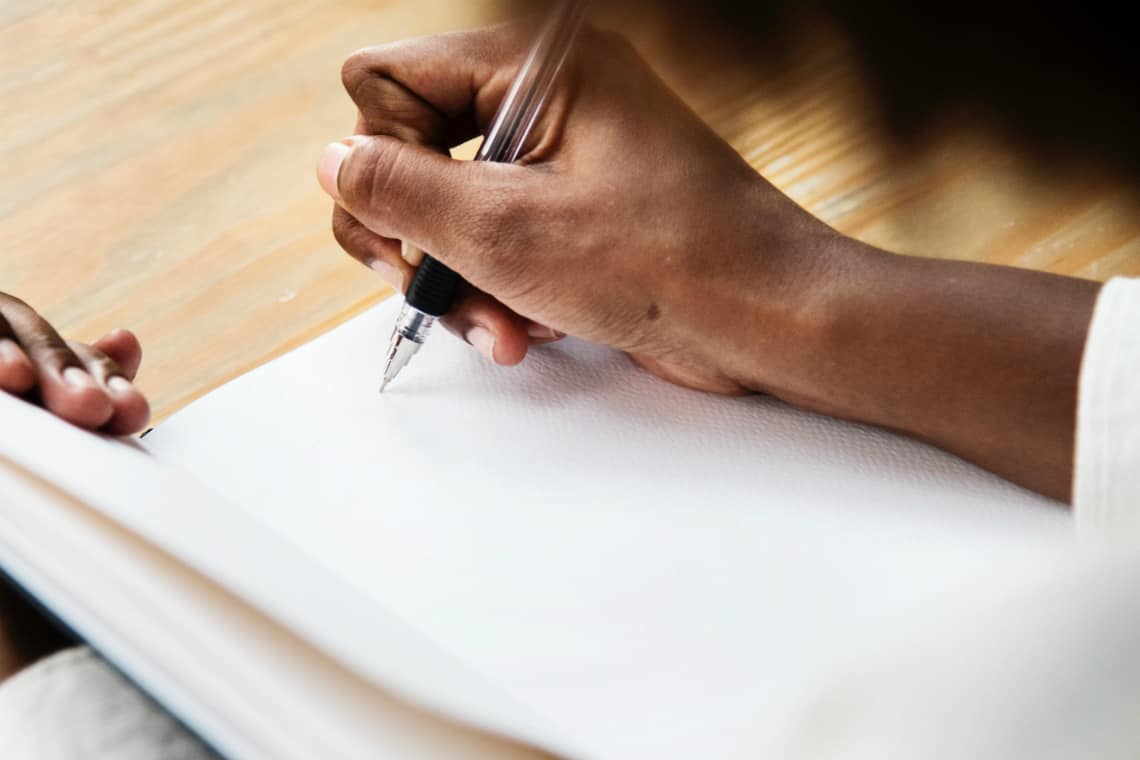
[772,276,1140,758]
[1074,276,1140,547]
[0,647,216,760]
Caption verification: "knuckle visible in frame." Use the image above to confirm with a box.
[0,300,75,364]
[29,339,75,369]
[591,27,637,62]
[0,292,30,313]
[331,211,373,262]
[337,137,420,239]
[341,47,378,96]
[71,342,116,374]
[355,138,407,213]
[93,354,121,377]
[601,28,630,49]
[331,211,356,250]
[342,43,404,103]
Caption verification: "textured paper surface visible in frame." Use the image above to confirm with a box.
[0,393,562,758]
[145,297,1075,759]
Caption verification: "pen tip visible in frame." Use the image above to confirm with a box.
[379,325,422,393]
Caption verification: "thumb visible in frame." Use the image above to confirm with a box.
[317,135,534,278]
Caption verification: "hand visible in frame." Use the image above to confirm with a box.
[0,293,150,435]
[320,23,841,394]
[319,24,1100,501]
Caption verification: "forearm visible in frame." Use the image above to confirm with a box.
[322,25,1104,502]
[755,239,1101,502]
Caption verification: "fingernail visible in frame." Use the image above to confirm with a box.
[62,366,98,390]
[526,323,562,340]
[317,141,352,199]
[0,339,21,365]
[466,326,497,362]
[106,376,135,395]
[370,259,404,291]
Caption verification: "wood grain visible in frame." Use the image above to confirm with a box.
[2,0,1138,422]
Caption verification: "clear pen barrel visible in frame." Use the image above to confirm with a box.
[477,0,589,165]
[394,302,435,344]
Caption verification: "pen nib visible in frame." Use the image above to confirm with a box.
[378,328,424,394]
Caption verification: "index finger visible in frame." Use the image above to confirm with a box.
[342,23,538,147]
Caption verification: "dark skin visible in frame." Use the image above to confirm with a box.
[319,24,1099,502]
[0,20,1107,681]
[0,293,150,436]
[0,294,150,681]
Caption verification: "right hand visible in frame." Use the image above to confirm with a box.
[319,22,1099,502]
[319,23,853,395]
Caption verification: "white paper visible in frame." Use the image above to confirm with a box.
[141,297,1076,759]
[0,392,563,758]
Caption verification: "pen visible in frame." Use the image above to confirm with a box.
[379,0,589,392]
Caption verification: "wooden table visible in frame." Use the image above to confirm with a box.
[3,0,1139,422]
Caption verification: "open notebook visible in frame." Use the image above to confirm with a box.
[0,296,1075,759]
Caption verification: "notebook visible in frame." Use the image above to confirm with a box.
[0,296,1075,759]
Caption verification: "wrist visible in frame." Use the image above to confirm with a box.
[722,215,892,410]
[758,238,901,416]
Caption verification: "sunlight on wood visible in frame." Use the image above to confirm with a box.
[2,0,1137,421]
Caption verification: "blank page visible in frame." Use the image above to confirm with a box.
[0,455,546,760]
[144,297,1075,760]
[0,390,558,758]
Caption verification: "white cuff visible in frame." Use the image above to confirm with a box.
[1074,277,1140,549]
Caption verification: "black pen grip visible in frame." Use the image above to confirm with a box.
[405,255,461,317]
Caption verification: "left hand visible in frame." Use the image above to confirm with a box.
[0,293,150,435]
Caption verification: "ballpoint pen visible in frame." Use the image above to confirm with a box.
[379,0,589,392]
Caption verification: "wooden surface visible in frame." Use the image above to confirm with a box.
[2,0,1139,422]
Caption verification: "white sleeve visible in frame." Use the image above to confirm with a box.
[1073,276,1140,548]
[0,647,216,760]
[763,279,1140,760]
